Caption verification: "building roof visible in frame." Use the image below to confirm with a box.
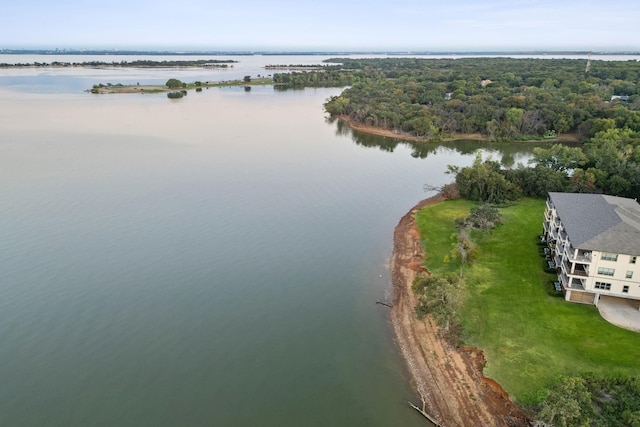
[549,192,640,255]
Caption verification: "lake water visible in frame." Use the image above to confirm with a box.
[0,57,538,426]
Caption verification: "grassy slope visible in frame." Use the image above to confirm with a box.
[415,198,640,405]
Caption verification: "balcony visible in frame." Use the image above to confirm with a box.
[558,230,568,243]
[555,252,563,265]
[567,249,591,264]
[546,199,556,213]
[568,278,585,290]
[561,260,588,277]
[559,271,585,289]
[569,265,588,277]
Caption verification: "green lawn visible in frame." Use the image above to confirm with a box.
[415,198,640,405]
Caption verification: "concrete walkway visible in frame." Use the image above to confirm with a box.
[597,296,640,333]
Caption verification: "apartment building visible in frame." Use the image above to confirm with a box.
[543,192,640,307]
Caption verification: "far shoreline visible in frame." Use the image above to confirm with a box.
[337,115,579,144]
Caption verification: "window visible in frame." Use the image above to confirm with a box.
[623,285,629,293]
[631,256,637,264]
[595,282,612,290]
[598,267,615,276]
[627,271,634,279]
[601,253,618,261]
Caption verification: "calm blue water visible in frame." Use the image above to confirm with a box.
[0,61,536,426]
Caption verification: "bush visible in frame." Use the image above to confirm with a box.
[166,78,184,89]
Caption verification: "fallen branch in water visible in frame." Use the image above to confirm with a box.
[376,301,392,308]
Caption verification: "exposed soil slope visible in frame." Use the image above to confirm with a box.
[390,195,529,427]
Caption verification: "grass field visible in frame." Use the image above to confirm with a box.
[415,198,640,405]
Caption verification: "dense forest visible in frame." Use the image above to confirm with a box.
[274,57,640,199]
[315,58,640,141]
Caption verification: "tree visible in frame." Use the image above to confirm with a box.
[243,75,251,83]
[537,377,595,427]
[589,118,616,137]
[569,168,598,193]
[412,274,462,333]
[449,151,521,203]
[504,164,568,197]
[530,144,588,172]
[165,78,184,89]
[324,95,351,115]
[464,204,501,231]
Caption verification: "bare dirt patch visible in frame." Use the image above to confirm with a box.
[390,195,529,427]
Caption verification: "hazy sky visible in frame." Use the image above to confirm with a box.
[3,0,639,51]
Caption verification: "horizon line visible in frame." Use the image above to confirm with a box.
[2,48,640,56]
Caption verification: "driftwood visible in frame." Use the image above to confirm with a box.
[409,401,443,426]
[375,301,392,308]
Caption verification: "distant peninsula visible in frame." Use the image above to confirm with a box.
[0,59,237,69]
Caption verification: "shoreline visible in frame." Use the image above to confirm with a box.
[339,116,579,144]
[389,194,529,426]
[87,78,274,94]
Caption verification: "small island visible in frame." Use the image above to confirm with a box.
[88,76,273,94]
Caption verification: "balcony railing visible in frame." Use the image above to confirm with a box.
[546,200,553,211]
[562,260,589,277]
[567,250,591,264]
[569,278,585,290]
[558,230,568,242]
[555,253,563,266]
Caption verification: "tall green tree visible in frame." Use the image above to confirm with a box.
[537,377,595,427]
[449,152,521,203]
[530,144,588,172]
[165,78,184,89]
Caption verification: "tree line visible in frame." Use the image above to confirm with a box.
[449,126,640,202]
[272,57,640,141]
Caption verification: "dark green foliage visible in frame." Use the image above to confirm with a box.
[537,377,595,427]
[450,152,521,203]
[165,78,184,89]
[274,69,355,88]
[167,91,184,99]
[316,57,640,140]
[536,375,640,427]
[412,273,462,340]
[449,125,640,199]
[463,204,501,231]
[577,127,640,198]
[530,144,588,172]
[503,164,569,197]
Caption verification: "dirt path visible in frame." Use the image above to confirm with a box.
[390,195,529,427]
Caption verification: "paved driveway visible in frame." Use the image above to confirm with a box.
[597,296,640,332]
